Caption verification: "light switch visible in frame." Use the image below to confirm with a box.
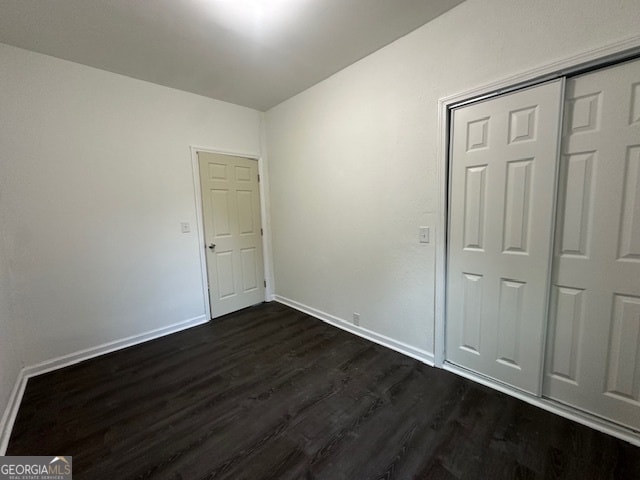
[419,226,430,244]
[181,222,191,233]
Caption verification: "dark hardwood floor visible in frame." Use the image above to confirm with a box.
[7,302,640,479]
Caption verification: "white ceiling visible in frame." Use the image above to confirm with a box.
[0,0,464,111]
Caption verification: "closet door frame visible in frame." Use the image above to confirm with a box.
[434,36,640,445]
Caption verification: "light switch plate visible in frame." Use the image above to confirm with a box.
[181,222,191,233]
[419,226,430,244]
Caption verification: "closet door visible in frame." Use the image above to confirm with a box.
[446,80,564,395]
[544,58,640,429]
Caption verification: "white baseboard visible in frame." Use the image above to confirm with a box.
[0,369,28,455]
[5,300,637,450]
[273,296,435,366]
[20,315,209,379]
[443,363,640,447]
[0,314,209,454]
[274,296,640,447]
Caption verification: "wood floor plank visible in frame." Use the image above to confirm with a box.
[7,302,640,479]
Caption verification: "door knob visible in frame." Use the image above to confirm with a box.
[208,243,216,250]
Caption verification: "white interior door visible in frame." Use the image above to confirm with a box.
[543,58,640,429]
[446,80,564,394]
[198,152,265,318]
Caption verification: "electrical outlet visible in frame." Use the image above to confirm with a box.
[353,312,360,326]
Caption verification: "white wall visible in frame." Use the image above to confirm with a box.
[0,43,262,373]
[265,0,640,358]
[0,226,22,432]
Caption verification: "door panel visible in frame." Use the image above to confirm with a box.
[199,152,265,318]
[544,58,640,429]
[619,146,640,260]
[446,80,564,394]
[502,159,533,253]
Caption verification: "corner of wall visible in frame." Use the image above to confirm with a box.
[258,112,276,299]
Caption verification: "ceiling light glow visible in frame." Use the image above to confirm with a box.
[197,0,310,40]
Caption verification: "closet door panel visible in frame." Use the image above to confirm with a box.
[447,80,564,394]
[544,58,640,430]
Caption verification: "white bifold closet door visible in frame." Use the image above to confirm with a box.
[446,80,564,395]
[543,58,640,430]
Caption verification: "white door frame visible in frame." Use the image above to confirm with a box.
[433,36,640,445]
[190,146,273,320]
